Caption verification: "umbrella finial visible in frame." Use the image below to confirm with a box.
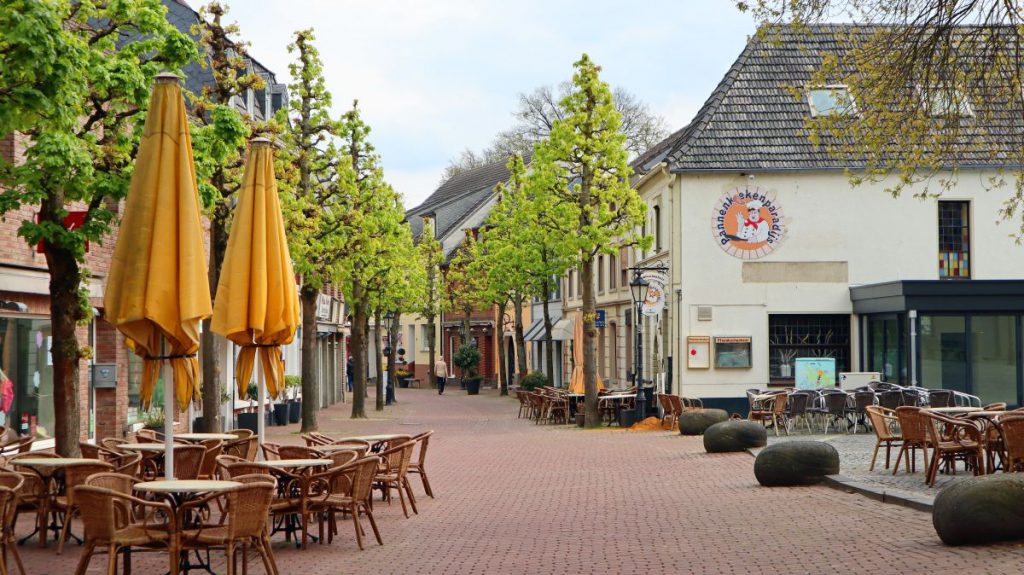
[155,72,182,85]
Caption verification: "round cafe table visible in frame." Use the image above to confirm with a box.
[174,433,237,442]
[135,480,241,574]
[120,443,168,452]
[929,406,983,414]
[257,458,331,470]
[13,458,100,547]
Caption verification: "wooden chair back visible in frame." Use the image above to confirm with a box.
[63,462,115,507]
[261,442,281,461]
[278,445,323,460]
[84,472,138,494]
[411,431,433,469]
[895,406,930,443]
[1000,415,1024,471]
[865,406,900,441]
[172,445,206,480]
[198,439,224,479]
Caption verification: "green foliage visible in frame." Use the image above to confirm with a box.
[518,371,549,391]
[285,375,301,389]
[452,343,481,377]
[411,219,448,321]
[246,381,258,401]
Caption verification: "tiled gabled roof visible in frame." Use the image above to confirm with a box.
[638,24,1024,173]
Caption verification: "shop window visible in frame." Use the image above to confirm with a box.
[768,314,850,382]
[597,256,604,293]
[609,253,617,290]
[866,315,906,384]
[939,201,970,279]
[0,317,54,439]
[654,205,662,252]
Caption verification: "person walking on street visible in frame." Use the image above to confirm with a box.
[346,356,354,392]
[435,357,447,395]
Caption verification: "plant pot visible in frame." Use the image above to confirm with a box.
[237,412,259,435]
[192,416,204,432]
[288,400,301,424]
[465,378,481,395]
[618,410,638,428]
[576,413,586,427]
[398,378,410,389]
[273,403,289,426]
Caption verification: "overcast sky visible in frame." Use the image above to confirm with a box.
[189,1,758,208]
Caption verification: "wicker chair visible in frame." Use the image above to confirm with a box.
[79,442,102,460]
[922,411,985,487]
[83,472,138,495]
[845,391,877,434]
[0,473,25,575]
[264,465,322,550]
[198,440,224,480]
[100,437,129,454]
[172,445,206,480]
[928,389,956,408]
[328,439,371,456]
[408,431,434,499]
[983,402,1008,411]
[224,462,273,479]
[277,445,324,460]
[53,461,115,554]
[328,449,361,468]
[785,392,814,434]
[73,486,174,575]
[261,442,282,461]
[312,456,382,550]
[876,390,903,411]
[865,406,902,470]
[3,458,50,546]
[107,452,143,478]
[999,415,1024,472]
[748,392,789,437]
[301,432,335,447]
[373,441,418,518]
[227,429,254,440]
[893,406,931,475]
[223,436,257,461]
[657,395,675,430]
[180,483,279,575]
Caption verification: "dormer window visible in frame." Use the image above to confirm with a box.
[923,87,974,118]
[807,86,856,117]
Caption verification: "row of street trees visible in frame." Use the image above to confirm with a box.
[446,55,651,427]
[0,0,421,454]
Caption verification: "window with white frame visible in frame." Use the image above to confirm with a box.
[807,86,856,117]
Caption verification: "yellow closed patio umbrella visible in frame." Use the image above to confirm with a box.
[104,74,212,478]
[211,137,299,449]
[568,310,603,394]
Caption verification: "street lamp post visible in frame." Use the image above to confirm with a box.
[629,270,650,423]
[384,311,395,406]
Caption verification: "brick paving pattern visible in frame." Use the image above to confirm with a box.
[14,389,1024,574]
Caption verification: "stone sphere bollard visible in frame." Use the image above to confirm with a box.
[678,409,729,435]
[753,441,839,486]
[933,474,1024,546]
[703,420,767,453]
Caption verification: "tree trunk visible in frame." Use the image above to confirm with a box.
[388,311,400,403]
[461,306,471,343]
[513,293,527,387]
[542,276,555,384]
[44,243,84,456]
[350,282,367,418]
[201,205,229,432]
[496,300,508,395]
[300,285,319,431]
[582,255,599,428]
[427,314,436,389]
[374,308,384,411]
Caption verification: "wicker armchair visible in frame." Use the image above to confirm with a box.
[227,429,253,440]
[73,486,174,575]
[224,462,273,479]
[373,441,418,518]
[180,483,279,575]
[328,449,361,468]
[0,473,25,575]
[261,442,282,461]
[408,431,434,499]
[277,445,324,460]
[54,461,114,554]
[748,392,790,437]
[301,432,335,447]
[83,472,138,495]
[865,406,902,470]
[327,439,371,457]
[223,436,257,461]
[999,415,1024,472]
[172,445,206,480]
[264,465,325,550]
[110,452,143,477]
[923,411,985,487]
[100,437,130,454]
[79,442,102,460]
[893,407,930,474]
[983,402,1008,411]
[312,456,382,550]
[198,440,224,480]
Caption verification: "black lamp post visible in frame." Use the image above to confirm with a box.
[629,271,650,422]
[383,311,395,406]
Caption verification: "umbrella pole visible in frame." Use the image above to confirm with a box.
[162,342,175,480]
[257,355,265,460]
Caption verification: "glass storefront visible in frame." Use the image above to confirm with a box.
[919,315,968,393]
[0,317,54,439]
[970,315,1017,406]
[866,314,905,384]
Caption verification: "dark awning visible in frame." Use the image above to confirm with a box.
[850,280,1024,315]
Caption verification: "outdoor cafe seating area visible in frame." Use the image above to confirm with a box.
[516,387,703,427]
[0,427,435,574]
[744,381,1024,487]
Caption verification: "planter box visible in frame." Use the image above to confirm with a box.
[576,413,586,427]
[237,412,259,435]
[272,403,289,426]
[618,410,638,428]
[192,416,204,432]
[398,378,410,389]
[465,379,481,395]
[288,401,301,424]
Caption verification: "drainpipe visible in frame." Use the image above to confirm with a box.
[909,310,918,387]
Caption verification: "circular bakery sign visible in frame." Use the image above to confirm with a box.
[710,187,785,259]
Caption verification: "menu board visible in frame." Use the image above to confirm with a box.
[687,336,711,369]
[714,337,752,369]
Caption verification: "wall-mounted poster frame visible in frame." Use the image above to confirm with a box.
[687,336,711,369]
[714,336,752,369]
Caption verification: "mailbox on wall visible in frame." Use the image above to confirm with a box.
[91,363,117,389]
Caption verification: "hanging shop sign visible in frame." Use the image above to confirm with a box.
[640,269,668,317]
[710,187,785,260]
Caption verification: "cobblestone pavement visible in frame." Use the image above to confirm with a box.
[15,389,1024,574]
[763,420,966,501]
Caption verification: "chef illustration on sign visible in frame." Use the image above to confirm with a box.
[726,200,770,243]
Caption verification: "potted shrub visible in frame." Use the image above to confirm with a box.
[285,375,302,424]
[519,371,548,391]
[453,343,482,395]
[237,383,260,433]
[396,365,413,388]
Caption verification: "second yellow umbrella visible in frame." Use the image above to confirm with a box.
[211,137,299,447]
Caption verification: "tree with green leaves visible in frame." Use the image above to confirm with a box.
[411,219,448,390]
[530,54,650,428]
[188,0,261,433]
[737,1,1024,235]
[0,0,196,456]
[278,29,340,432]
